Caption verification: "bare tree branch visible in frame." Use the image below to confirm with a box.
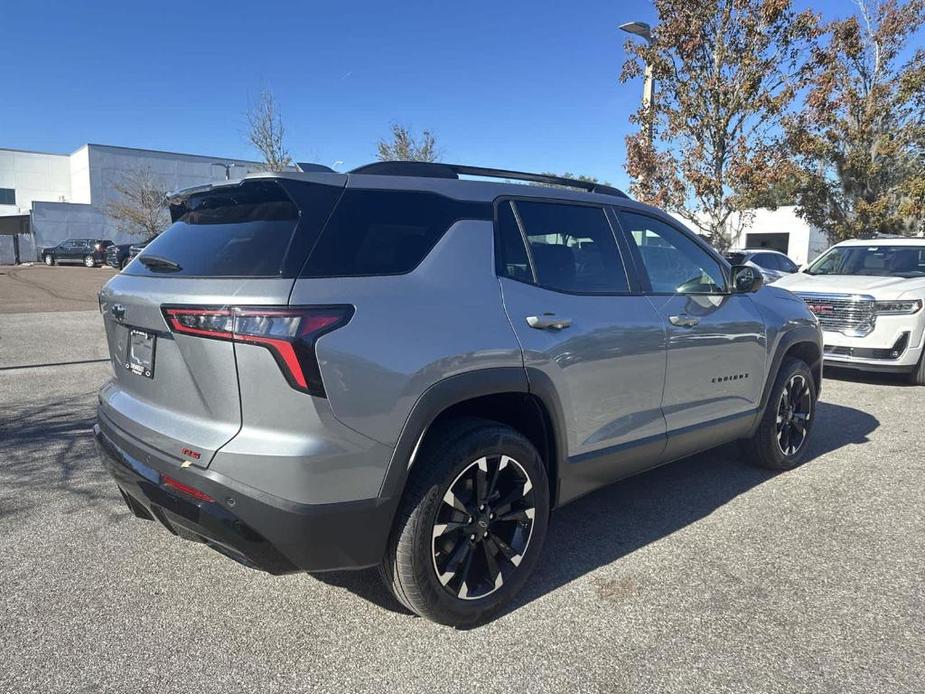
[376,124,440,162]
[104,167,170,238]
[247,88,292,172]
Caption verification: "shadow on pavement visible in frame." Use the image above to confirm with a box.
[0,390,120,520]
[317,400,879,623]
[823,365,913,387]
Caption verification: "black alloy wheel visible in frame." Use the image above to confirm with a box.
[431,454,536,600]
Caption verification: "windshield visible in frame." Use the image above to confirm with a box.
[806,245,925,278]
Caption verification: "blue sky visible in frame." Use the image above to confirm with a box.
[0,0,902,190]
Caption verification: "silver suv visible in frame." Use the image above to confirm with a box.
[95,162,823,626]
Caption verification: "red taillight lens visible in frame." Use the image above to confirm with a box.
[162,474,214,503]
[162,305,353,397]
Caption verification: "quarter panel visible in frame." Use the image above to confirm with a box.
[295,220,524,445]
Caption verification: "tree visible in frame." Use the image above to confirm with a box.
[377,124,439,162]
[530,172,613,189]
[621,0,819,249]
[247,88,292,171]
[105,167,170,238]
[787,0,925,242]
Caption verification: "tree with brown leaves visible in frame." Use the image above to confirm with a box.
[787,0,925,242]
[105,167,170,238]
[247,88,292,172]
[622,0,819,249]
[377,124,440,162]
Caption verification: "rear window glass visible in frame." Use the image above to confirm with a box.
[301,189,491,277]
[127,180,300,277]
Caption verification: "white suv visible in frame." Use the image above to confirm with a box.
[776,238,925,385]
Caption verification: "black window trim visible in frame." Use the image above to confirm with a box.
[299,187,493,280]
[492,195,643,297]
[611,207,733,296]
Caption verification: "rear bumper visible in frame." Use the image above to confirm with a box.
[95,419,398,574]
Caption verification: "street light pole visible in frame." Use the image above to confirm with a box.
[211,162,238,181]
[619,21,655,147]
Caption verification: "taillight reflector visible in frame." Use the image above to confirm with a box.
[162,474,214,503]
[161,305,353,397]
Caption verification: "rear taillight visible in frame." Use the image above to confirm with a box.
[162,305,353,397]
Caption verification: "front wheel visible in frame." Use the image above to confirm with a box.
[84,255,96,268]
[741,357,817,470]
[909,350,925,386]
[380,418,549,627]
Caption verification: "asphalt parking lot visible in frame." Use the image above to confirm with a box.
[1,269,923,693]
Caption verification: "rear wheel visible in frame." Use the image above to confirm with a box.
[742,357,816,470]
[380,418,549,627]
[120,257,129,270]
[44,254,54,266]
[84,254,96,268]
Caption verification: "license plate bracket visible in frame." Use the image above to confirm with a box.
[127,329,156,378]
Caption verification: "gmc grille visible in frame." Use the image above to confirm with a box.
[796,293,876,336]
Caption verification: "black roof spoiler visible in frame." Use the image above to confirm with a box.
[348,161,630,199]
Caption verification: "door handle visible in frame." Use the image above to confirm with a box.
[526,315,573,330]
[668,314,700,328]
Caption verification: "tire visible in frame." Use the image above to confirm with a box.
[84,255,96,268]
[120,257,129,270]
[742,357,817,470]
[380,417,550,627]
[909,350,925,386]
[44,254,54,266]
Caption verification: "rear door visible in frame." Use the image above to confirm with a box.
[497,199,667,501]
[616,211,766,459]
[98,175,345,465]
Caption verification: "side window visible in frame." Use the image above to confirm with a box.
[751,253,777,270]
[779,255,799,272]
[496,201,531,282]
[618,212,726,294]
[512,200,629,293]
[302,190,490,277]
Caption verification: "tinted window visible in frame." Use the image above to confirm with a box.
[513,201,629,293]
[807,245,925,277]
[127,180,303,277]
[725,252,747,265]
[751,253,779,270]
[0,188,14,205]
[779,255,799,272]
[496,201,531,282]
[302,190,490,277]
[619,212,726,294]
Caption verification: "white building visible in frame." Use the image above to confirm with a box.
[726,206,828,266]
[672,206,829,266]
[0,144,265,264]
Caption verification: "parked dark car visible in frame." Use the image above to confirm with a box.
[42,238,113,267]
[106,237,156,269]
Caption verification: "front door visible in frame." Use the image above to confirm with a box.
[496,199,667,502]
[616,211,766,460]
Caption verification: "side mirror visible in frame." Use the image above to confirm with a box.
[731,265,764,293]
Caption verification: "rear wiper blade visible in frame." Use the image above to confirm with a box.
[138,254,182,272]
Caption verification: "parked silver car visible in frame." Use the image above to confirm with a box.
[95,162,823,626]
[725,248,800,283]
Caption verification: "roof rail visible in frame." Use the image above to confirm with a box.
[349,161,629,199]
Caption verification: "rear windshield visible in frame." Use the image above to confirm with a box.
[301,189,491,277]
[127,180,300,277]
